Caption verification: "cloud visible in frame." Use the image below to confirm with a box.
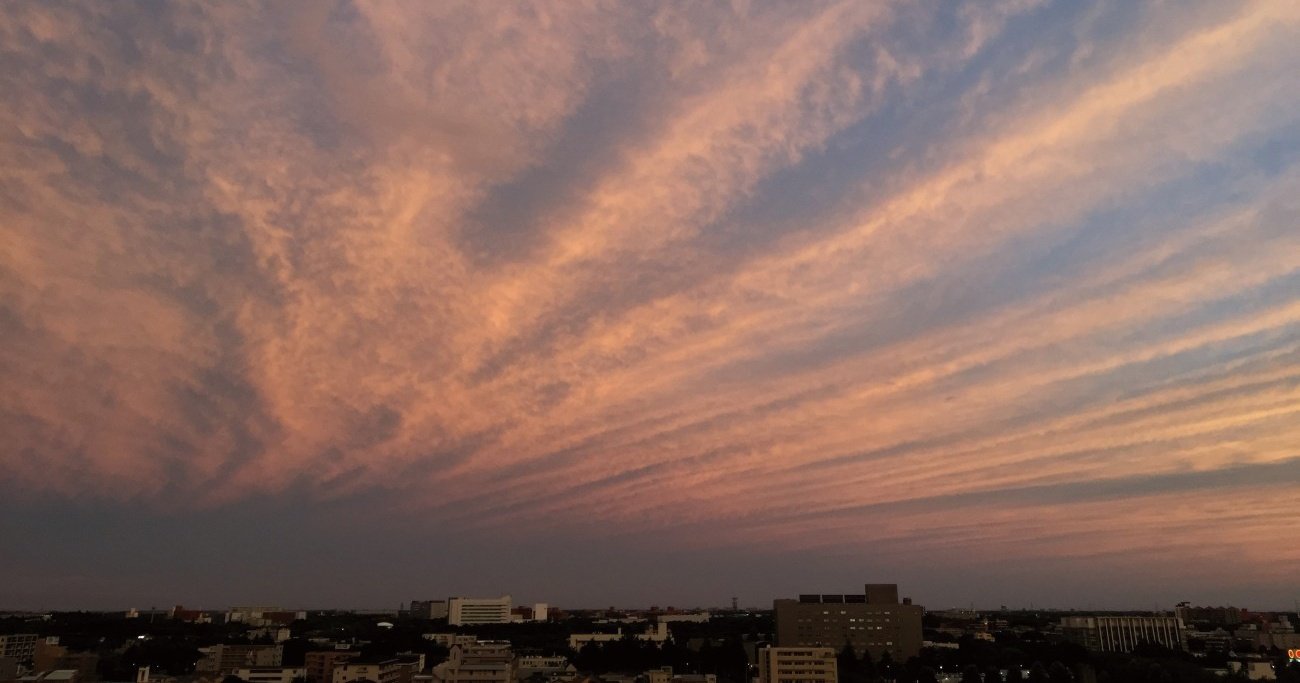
[2,0,1299,603]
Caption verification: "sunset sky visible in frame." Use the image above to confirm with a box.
[3,1,1300,611]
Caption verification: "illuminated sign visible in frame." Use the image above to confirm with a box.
[1290,648,1300,663]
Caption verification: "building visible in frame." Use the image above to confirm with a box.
[568,623,670,651]
[411,602,449,621]
[1,657,20,682]
[644,668,715,683]
[512,656,571,681]
[16,671,79,683]
[1175,604,1245,627]
[227,608,307,627]
[232,668,305,683]
[656,613,710,624]
[773,584,923,662]
[0,636,38,663]
[333,661,402,683]
[304,652,359,683]
[196,645,284,674]
[1226,661,1277,681]
[33,639,97,681]
[757,647,838,683]
[422,635,479,649]
[507,605,550,624]
[1059,616,1186,653]
[448,598,512,626]
[436,642,513,683]
[169,606,212,624]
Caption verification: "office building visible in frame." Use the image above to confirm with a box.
[1059,616,1186,653]
[774,584,923,661]
[757,647,838,683]
[448,597,512,626]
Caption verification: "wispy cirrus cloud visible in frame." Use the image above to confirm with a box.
[2,0,1299,606]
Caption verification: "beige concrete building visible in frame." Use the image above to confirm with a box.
[774,584,923,661]
[1059,616,1186,653]
[757,648,837,683]
[435,642,513,683]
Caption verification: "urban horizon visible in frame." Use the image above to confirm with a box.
[5,0,1300,638]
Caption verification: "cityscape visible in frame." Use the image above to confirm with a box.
[4,3,1300,683]
[3,585,1300,683]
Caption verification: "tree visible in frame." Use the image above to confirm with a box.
[1277,662,1300,683]
[961,665,983,683]
[1027,662,1050,683]
[878,651,897,681]
[1046,661,1073,683]
[839,643,868,683]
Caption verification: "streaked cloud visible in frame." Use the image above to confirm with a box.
[2,0,1298,606]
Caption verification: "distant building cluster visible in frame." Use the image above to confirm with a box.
[3,584,1297,683]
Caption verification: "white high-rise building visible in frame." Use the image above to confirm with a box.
[447,596,512,625]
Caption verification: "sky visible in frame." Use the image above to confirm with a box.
[2,1,1300,613]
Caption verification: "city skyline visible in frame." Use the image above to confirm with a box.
[3,2,1300,610]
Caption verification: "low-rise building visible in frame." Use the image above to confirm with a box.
[17,671,79,683]
[568,623,669,651]
[0,636,38,663]
[511,655,571,681]
[757,647,837,683]
[422,635,478,649]
[232,668,305,683]
[196,645,284,674]
[436,643,513,683]
[305,652,358,683]
[333,661,402,683]
[655,614,709,624]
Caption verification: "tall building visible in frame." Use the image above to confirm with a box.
[757,647,838,683]
[1059,616,1186,653]
[447,597,512,626]
[774,584,923,661]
